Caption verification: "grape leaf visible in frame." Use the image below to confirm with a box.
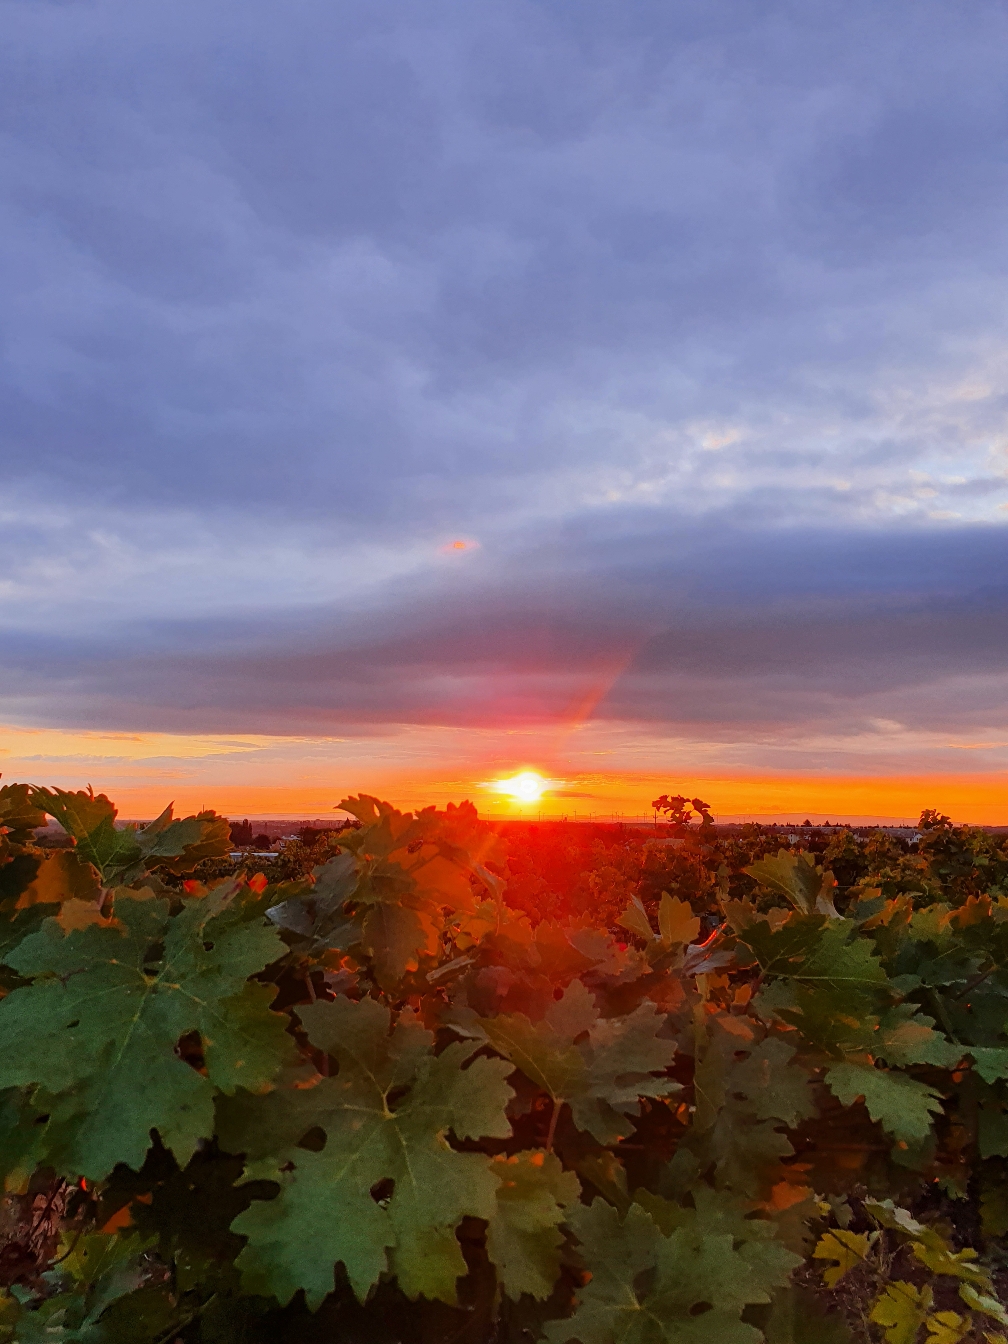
[0,783,48,843]
[618,892,700,957]
[547,1198,795,1344]
[486,1150,580,1300]
[763,1285,856,1342]
[617,895,654,943]
[926,1313,970,1344]
[981,1168,1008,1238]
[0,882,293,1176]
[863,1200,992,1290]
[870,1281,932,1344]
[686,1015,817,1196]
[7,1228,162,1343]
[15,851,102,909]
[320,796,505,985]
[134,804,233,876]
[745,851,838,918]
[229,995,516,1307]
[658,892,701,946]
[455,979,678,1144]
[0,1085,54,1188]
[868,1005,962,1069]
[266,849,359,945]
[959,1284,1008,1328]
[825,1062,944,1144]
[979,1082,1008,1159]
[28,788,141,886]
[25,790,230,887]
[813,1229,871,1287]
[750,917,895,1054]
[968,1048,1008,1085]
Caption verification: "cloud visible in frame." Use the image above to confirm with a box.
[2,0,1008,784]
[2,517,1006,780]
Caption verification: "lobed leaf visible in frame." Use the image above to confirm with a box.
[0,882,293,1177]
[813,1229,872,1288]
[230,995,517,1307]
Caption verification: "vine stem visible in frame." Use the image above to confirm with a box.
[929,988,960,1045]
[50,1225,84,1266]
[954,963,995,1001]
[545,1097,562,1153]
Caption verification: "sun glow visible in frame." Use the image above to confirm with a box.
[493,770,548,803]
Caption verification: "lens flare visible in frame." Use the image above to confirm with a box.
[494,770,548,803]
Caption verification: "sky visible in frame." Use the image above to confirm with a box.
[2,0,1008,822]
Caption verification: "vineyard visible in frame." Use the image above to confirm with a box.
[2,783,1008,1343]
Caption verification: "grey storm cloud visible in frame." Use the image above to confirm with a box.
[3,522,1007,770]
[2,0,1008,762]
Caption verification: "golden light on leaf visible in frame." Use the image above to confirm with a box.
[493,770,548,803]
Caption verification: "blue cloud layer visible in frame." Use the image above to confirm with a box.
[2,0,1007,769]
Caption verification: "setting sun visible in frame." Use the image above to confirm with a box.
[493,769,548,803]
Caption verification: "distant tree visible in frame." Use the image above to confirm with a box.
[228,818,254,847]
[919,808,953,832]
[651,793,713,836]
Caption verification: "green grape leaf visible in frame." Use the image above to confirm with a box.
[486,1150,581,1300]
[745,915,887,993]
[10,1228,161,1343]
[813,1229,872,1287]
[0,1086,54,1188]
[0,882,293,1176]
[546,1198,795,1344]
[741,1047,817,1130]
[745,851,837,917]
[28,787,141,885]
[24,790,230,887]
[763,1286,856,1342]
[870,1281,933,1344]
[57,1229,156,1291]
[729,907,827,976]
[869,1005,963,1069]
[329,796,505,986]
[266,850,359,946]
[686,1016,817,1196]
[361,899,439,983]
[752,917,895,1053]
[825,1062,944,1144]
[135,805,233,876]
[969,1047,1008,1085]
[230,995,515,1308]
[457,979,678,1145]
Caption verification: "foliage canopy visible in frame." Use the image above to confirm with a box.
[1,783,1008,1342]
